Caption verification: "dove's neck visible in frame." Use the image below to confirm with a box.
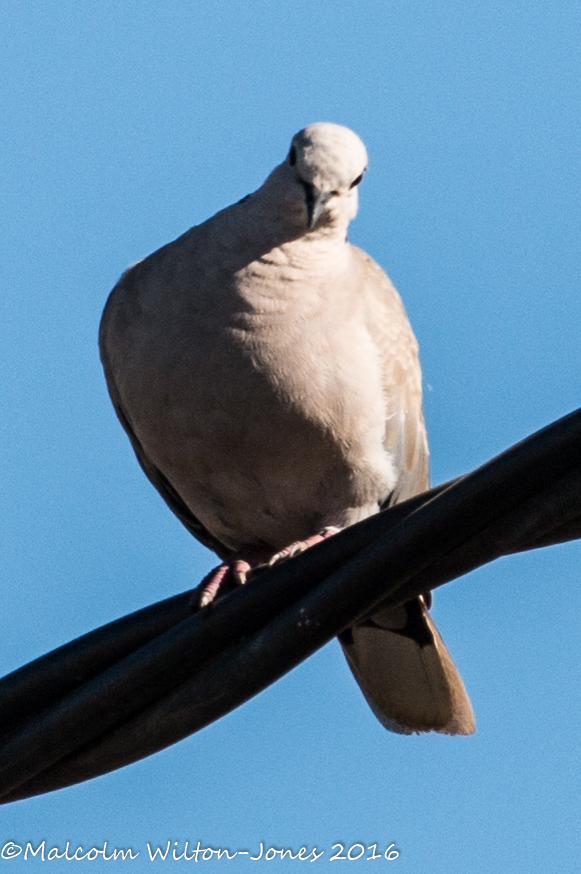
[211,181,352,280]
[235,201,352,300]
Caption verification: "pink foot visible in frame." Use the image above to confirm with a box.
[194,527,342,610]
[268,526,342,566]
[196,544,273,608]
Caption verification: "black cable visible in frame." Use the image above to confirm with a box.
[1,408,580,803]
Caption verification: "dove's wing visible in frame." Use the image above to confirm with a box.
[99,283,233,562]
[353,246,430,504]
[338,248,475,735]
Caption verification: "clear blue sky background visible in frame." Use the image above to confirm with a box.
[1,2,580,871]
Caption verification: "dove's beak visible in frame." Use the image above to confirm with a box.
[303,182,332,229]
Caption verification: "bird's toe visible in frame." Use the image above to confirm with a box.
[268,526,342,567]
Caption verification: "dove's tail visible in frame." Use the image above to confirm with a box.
[339,595,475,735]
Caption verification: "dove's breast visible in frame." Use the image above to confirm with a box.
[103,231,398,551]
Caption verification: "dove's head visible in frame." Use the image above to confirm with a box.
[267,123,368,232]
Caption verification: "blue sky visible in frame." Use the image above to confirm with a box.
[1,1,580,871]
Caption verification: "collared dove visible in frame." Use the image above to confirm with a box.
[99,122,475,736]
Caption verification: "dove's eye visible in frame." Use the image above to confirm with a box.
[288,146,297,167]
[349,172,364,189]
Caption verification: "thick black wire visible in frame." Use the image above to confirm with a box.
[1,408,581,803]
